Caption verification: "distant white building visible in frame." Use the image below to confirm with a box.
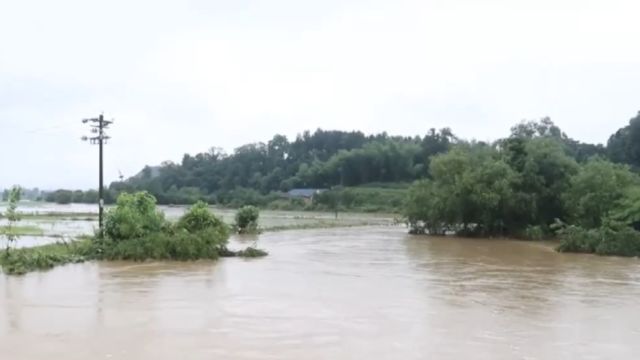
[286,188,326,202]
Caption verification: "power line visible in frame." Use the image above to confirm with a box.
[23,125,68,134]
[2,117,81,132]
[82,114,113,237]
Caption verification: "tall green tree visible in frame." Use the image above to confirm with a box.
[406,136,579,237]
[563,158,639,228]
[608,186,640,230]
[406,144,519,236]
[607,111,640,168]
[510,138,579,228]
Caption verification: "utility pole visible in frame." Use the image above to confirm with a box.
[82,114,112,237]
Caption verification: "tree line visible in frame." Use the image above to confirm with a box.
[43,189,100,204]
[43,112,640,209]
[106,128,455,205]
[2,188,42,202]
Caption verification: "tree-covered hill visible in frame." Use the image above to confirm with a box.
[108,128,456,205]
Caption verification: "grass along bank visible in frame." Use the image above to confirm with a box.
[261,219,399,233]
[15,212,97,221]
[0,240,91,275]
[0,225,44,236]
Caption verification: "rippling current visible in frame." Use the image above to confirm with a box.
[1,227,639,359]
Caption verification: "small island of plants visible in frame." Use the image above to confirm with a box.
[0,191,267,275]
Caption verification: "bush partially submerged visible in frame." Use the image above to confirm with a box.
[90,229,226,261]
[176,201,227,234]
[522,225,548,241]
[99,197,231,261]
[556,225,602,253]
[556,223,640,257]
[235,206,260,234]
[594,226,640,256]
[235,247,269,258]
[218,246,268,258]
[104,192,166,240]
[1,192,268,275]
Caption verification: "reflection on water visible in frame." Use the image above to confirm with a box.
[1,227,640,359]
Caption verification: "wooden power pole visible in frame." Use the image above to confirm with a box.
[82,114,112,236]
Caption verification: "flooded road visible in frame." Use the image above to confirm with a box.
[1,227,640,359]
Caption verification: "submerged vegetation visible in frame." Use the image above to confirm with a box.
[0,240,91,275]
[96,193,232,261]
[0,192,267,275]
[556,223,640,257]
[234,247,269,258]
[235,205,260,234]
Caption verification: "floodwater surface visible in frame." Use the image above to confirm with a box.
[1,227,640,359]
[0,203,395,242]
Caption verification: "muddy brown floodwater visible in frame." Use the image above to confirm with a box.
[1,227,640,359]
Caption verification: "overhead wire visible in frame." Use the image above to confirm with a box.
[1,119,83,137]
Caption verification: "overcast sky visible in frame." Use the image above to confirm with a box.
[1,0,640,190]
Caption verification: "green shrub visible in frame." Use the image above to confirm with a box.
[97,198,230,261]
[235,206,260,234]
[557,224,640,257]
[104,192,166,241]
[176,201,227,234]
[556,225,601,253]
[595,227,640,257]
[523,225,546,240]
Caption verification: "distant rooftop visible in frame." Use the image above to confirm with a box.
[287,188,325,198]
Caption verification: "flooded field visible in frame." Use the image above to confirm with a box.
[1,226,640,359]
[0,202,395,248]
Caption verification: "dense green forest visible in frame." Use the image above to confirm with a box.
[113,127,456,203]
[46,127,459,209]
[401,113,640,256]
[43,112,640,212]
